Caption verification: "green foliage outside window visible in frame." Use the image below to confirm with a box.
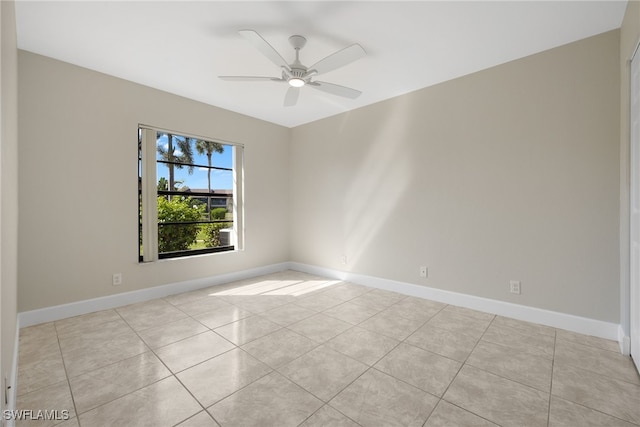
[202,222,233,247]
[157,196,204,253]
[210,207,227,220]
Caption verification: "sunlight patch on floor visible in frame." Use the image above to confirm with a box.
[263,280,341,297]
[209,279,342,297]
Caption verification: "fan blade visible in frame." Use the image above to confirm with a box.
[284,86,300,107]
[239,30,289,69]
[308,81,362,99]
[309,44,366,75]
[219,76,284,82]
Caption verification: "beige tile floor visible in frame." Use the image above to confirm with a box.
[15,270,640,427]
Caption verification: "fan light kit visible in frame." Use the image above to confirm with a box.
[219,30,366,107]
[289,78,305,88]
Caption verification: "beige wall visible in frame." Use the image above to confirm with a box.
[620,0,640,342]
[291,30,621,322]
[1,0,19,414]
[18,51,290,312]
[17,27,623,326]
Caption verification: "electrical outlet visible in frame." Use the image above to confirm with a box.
[341,255,347,265]
[509,280,521,295]
[112,273,122,286]
[419,266,428,278]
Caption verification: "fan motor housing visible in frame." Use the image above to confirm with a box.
[289,68,307,78]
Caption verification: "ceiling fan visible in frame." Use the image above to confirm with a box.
[219,30,366,107]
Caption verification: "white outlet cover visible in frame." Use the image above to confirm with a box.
[509,280,521,294]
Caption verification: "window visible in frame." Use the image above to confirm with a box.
[138,126,244,261]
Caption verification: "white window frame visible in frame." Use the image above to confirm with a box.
[139,125,244,262]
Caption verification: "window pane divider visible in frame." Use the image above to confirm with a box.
[156,159,233,172]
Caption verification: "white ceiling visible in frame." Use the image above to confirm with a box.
[15,1,627,128]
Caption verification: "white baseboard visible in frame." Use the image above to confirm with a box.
[5,321,19,427]
[619,325,631,355]
[18,263,290,328]
[17,260,621,349]
[289,262,621,343]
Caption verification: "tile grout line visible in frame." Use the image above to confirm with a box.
[16,272,632,426]
[431,312,497,426]
[313,299,442,426]
[173,348,275,426]
[136,287,357,423]
[179,294,292,424]
[271,291,425,425]
[461,317,558,394]
[75,304,227,424]
[553,340,640,387]
[547,329,557,426]
[68,310,170,422]
[125,304,234,426]
[52,321,82,427]
[548,362,640,424]
[167,291,349,424]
